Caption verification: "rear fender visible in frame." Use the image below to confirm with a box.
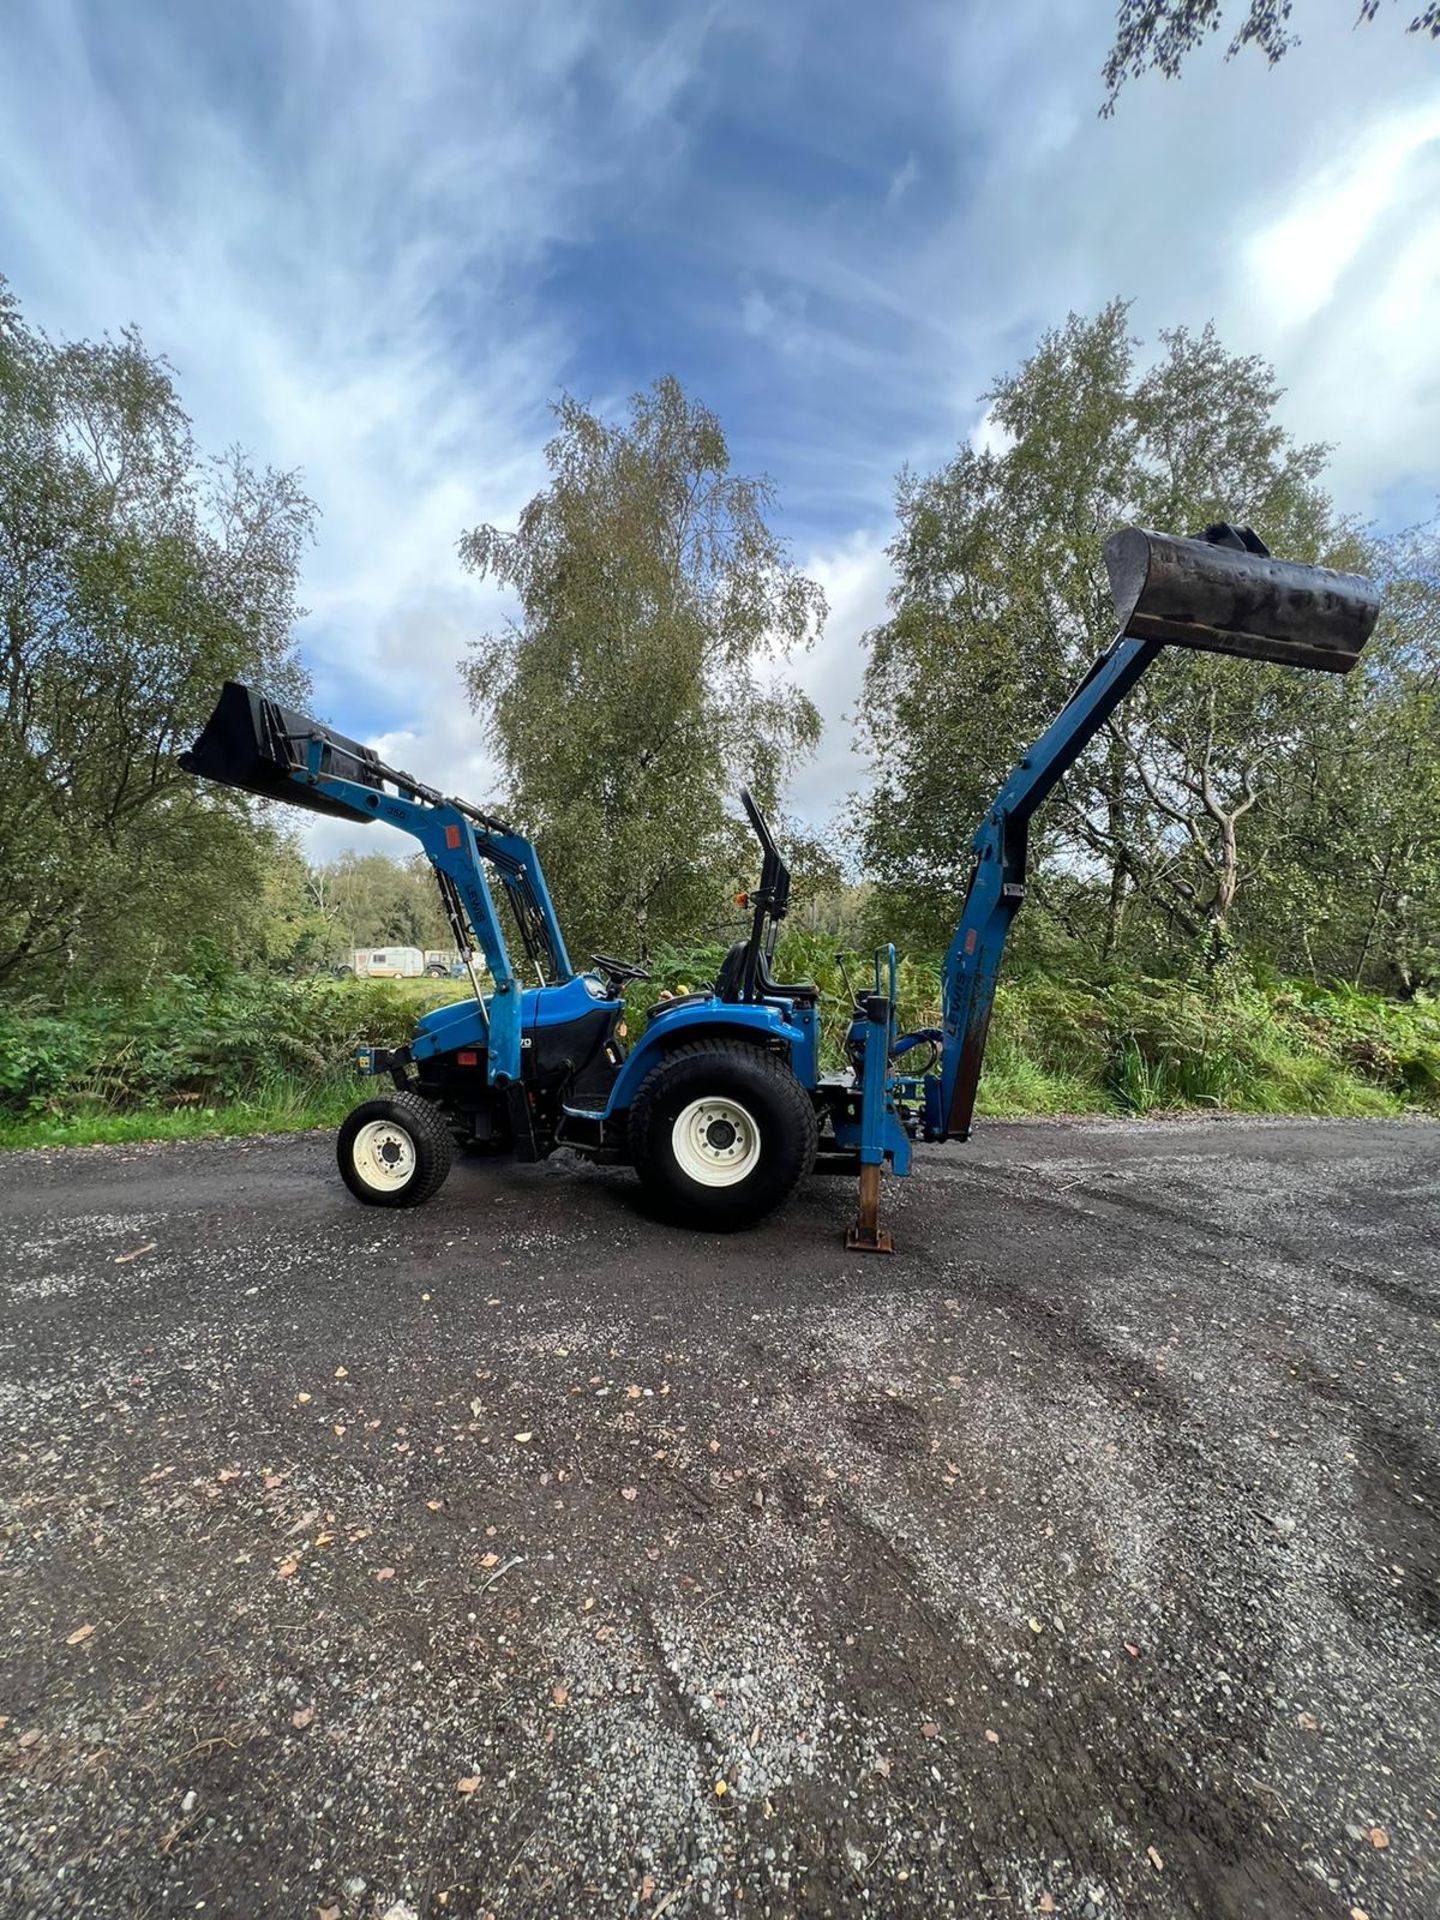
[583,1002,799,1121]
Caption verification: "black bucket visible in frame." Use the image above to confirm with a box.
[180,681,384,824]
[1103,527,1379,674]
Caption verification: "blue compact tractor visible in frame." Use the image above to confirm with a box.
[183,525,1378,1249]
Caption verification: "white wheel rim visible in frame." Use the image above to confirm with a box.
[671,1097,762,1188]
[351,1118,418,1192]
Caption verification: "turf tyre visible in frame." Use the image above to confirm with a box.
[337,1090,455,1208]
[628,1041,818,1230]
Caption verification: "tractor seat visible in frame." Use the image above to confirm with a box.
[714,939,819,1006]
[761,972,820,1003]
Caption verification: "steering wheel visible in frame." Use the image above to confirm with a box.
[590,951,651,990]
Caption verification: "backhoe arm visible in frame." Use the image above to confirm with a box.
[931,524,1380,1144]
[935,635,1159,1141]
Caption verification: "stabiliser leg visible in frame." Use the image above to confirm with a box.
[846,1162,893,1254]
[845,969,900,1253]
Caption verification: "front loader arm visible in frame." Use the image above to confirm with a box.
[180,680,574,1087]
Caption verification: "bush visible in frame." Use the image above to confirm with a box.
[638,934,1438,1116]
[0,972,465,1118]
[991,973,1437,1118]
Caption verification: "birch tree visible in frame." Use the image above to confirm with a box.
[459,377,824,958]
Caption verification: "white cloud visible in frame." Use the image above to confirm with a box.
[708,8,1440,827]
[702,0,1440,512]
[0,0,717,858]
[968,404,1014,459]
[1243,99,1440,331]
[1232,99,1440,518]
[788,527,894,827]
[300,584,509,864]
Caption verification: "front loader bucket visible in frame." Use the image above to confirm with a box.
[1103,526,1379,673]
[180,680,385,824]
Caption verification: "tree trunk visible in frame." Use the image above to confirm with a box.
[1102,732,1129,958]
[1200,827,1240,972]
[1353,839,1408,988]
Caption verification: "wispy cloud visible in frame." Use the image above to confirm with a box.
[791,528,894,825]
[886,153,920,208]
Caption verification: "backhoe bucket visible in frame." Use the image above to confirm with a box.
[1103,527,1379,673]
[179,680,384,824]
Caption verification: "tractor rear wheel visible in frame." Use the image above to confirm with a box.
[337,1091,455,1208]
[628,1041,818,1230]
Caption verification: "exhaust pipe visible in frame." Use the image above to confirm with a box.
[1103,525,1379,674]
[180,681,385,825]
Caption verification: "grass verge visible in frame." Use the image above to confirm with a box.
[0,1070,362,1151]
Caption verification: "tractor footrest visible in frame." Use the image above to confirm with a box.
[554,1111,605,1152]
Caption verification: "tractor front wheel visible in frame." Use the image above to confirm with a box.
[628,1041,817,1230]
[337,1091,455,1208]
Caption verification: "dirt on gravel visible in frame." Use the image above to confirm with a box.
[1,1116,1437,1920]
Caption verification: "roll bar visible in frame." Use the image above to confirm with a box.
[736,789,791,1002]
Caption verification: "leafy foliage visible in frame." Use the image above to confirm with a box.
[459,376,824,960]
[1101,0,1439,114]
[0,969,462,1120]
[303,851,456,960]
[3,952,1431,1149]
[1233,523,1440,991]
[857,304,1437,985]
[623,930,1440,1116]
[0,277,315,987]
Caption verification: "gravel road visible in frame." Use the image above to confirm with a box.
[1,1117,1437,1920]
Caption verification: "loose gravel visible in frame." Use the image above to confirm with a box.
[0,1116,1436,1918]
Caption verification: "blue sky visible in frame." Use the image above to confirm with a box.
[3,0,1437,860]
